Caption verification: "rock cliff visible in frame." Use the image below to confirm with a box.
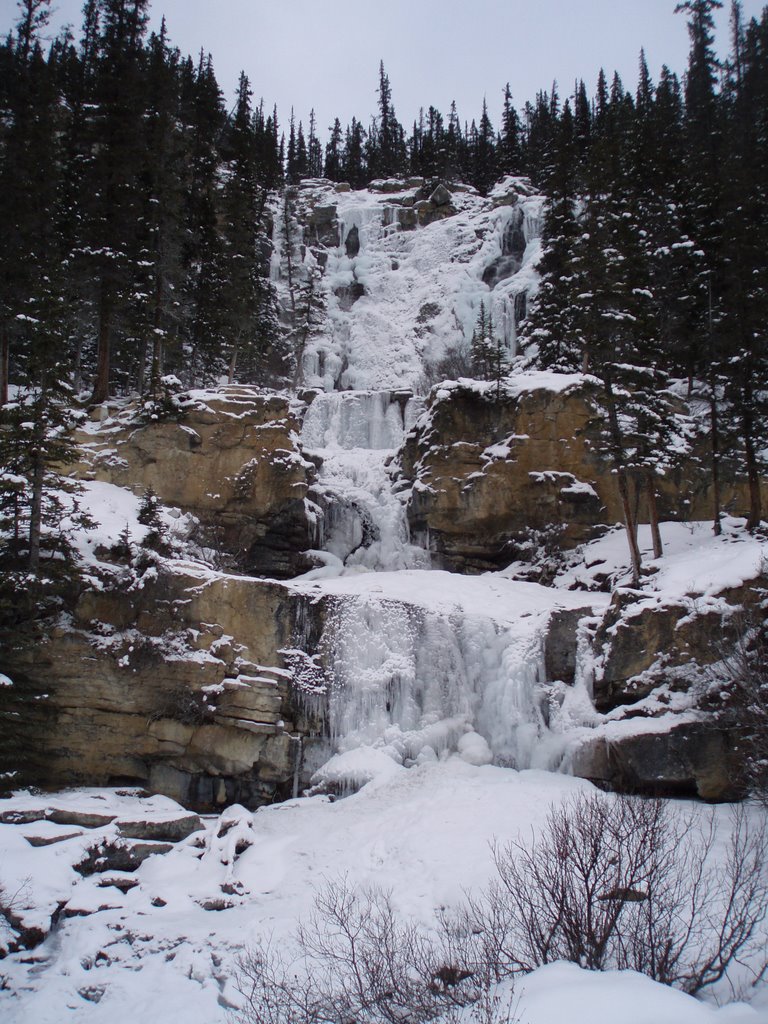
[397,376,757,574]
[72,386,315,579]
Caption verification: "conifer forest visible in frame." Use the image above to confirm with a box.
[2,2,768,1020]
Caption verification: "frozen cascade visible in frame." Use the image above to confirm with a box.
[300,390,428,574]
[299,577,605,794]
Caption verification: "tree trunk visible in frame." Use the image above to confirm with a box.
[91,277,112,405]
[645,469,663,559]
[709,387,722,536]
[228,339,239,384]
[0,329,8,407]
[28,430,46,574]
[603,372,642,586]
[742,403,762,532]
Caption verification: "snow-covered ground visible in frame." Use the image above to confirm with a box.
[5,470,764,1020]
[1,767,765,1022]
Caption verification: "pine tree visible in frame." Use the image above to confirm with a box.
[520,99,582,369]
[324,117,343,180]
[342,117,367,188]
[499,83,522,174]
[472,98,497,195]
[307,109,323,178]
[80,0,150,404]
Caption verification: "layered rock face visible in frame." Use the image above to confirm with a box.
[7,564,326,812]
[567,573,766,802]
[73,386,315,578]
[398,377,756,574]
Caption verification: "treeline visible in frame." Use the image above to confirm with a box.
[519,0,768,570]
[0,0,290,407]
[1,0,766,580]
[0,0,528,408]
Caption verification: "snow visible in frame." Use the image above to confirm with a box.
[1,767,765,1023]
[553,517,767,596]
[280,179,544,393]
[5,175,768,1022]
[509,963,760,1024]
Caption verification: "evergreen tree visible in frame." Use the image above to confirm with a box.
[81,0,151,404]
[307,109,323,178]
[324,117,343,180]
[499,83,522,174]
[342,117,367,188]
[520,99,582,369]
[472,98,497,195]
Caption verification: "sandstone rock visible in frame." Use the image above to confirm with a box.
[591,578,763,712]
[47,809,117,829]
[3,563,304,811]
[399,379,759,574]
[24,830,84,847]
[429,183,452,207]
[71,387,315,578]
[306,202,339,247]
[75,840,175,875]
[116,813,204,842]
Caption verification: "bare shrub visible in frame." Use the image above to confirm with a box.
[421,343,475,390]
[464,792,768,995]
[0,876,32,955]
[234,878,518,1024]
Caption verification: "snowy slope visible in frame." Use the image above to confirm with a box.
[1,768,765,1023]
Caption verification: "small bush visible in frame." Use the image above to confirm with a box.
[234,878,517,1024]
[464,792,768,995]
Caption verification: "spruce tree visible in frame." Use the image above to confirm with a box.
[499,83,522,174]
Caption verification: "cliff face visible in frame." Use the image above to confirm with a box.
[2,180,764,812]
[71,386,315,579]
[6,566,304,810]
[397,376,757,574]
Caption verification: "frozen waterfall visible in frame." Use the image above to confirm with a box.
[300,390,428,575]
[290,573,606,794]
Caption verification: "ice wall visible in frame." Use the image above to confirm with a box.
[301,390,422,450]
[292,580,603,793]
[300,391,428,575]
[288,178,546,393]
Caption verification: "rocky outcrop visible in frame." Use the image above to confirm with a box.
[590,577,764,712]
[570,720,743,801]
[567,566,766,801]
[73,386,315,578]
[398,378,757,574]
[3,564,328,812]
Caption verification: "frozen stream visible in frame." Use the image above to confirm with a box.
[296,390,609,787]
[300,390,429,575]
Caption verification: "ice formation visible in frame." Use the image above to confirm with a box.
[283,182,606,789]
[300,390,428,575]
[277,178,544,393]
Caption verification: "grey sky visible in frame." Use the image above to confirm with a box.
[2,0,765,139]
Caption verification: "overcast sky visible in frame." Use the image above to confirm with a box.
[2,0,765,138]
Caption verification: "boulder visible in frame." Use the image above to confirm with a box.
[570,720,744,801]
[428,183,453,207]
[75,840,175,875]
[116,812,204,842]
